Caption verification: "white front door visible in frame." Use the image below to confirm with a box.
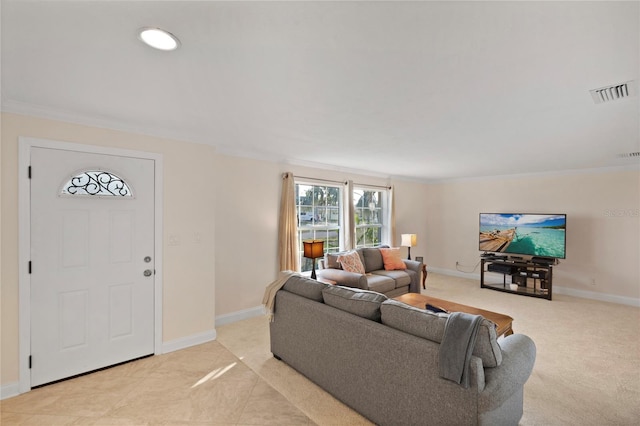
[30,147,155,386]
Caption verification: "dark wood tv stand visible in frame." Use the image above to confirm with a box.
[480,255,555,300]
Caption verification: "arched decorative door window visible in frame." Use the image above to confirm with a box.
[60,170,133,197]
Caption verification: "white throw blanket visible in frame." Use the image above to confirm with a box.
[262,270,300,321]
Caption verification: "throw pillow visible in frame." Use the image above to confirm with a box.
[379,247,407,271]
[337,251,366,274]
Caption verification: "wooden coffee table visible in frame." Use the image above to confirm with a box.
[394,293,514,338]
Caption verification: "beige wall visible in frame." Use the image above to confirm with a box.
[425,171,640,299]
[1,113,216,386]
[213,156,281,316]
[213,160,430,317]
[1,113,429,389]
[3,112,638,391]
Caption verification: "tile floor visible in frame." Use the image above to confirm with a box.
[1,341,314,425]
[3,272,639,425]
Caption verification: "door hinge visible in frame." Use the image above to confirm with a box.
[29,261,32,274]
[28,166,32,179]
[29,356,32,369]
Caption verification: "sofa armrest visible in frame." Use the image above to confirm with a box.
[402,260,422,293]
[479,334,536,412]
[316,268,368,290]
[403,259,421,274]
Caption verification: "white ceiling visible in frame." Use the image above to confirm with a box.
[2,1,639,181]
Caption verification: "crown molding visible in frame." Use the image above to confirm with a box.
[1,98,205,146]
[4,98,637,184]
[429,163,640,184]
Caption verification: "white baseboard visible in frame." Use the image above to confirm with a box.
[430,267,640,307]
[161,307,266,353]
[161,329,217,354]
[1,382,20,400]
[428,266,482,280]
[553,286,640,307]
[215,305,266,327]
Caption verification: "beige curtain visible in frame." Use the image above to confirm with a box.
[278,172,299,272]
[388,185,396,247]
[343,180,355,250]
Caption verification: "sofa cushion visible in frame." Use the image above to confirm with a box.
[283,276,329,302]
[381,299,448,342]
[325,253,342,269]
[365,274,396,294]
[380,299,502,367]
[338,251,366,274]
[361,247,385,272]
[379,247,407,271]
[474,319,503,367]
[372,270,412,288]
[322,286,388,322]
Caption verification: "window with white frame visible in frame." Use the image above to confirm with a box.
[353,187,388,248]
[295,182,342,272]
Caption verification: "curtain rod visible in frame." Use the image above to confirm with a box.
[293,175,347,185]
[285,175,391,189]
[288,173,391,190]
[354,182,392,190]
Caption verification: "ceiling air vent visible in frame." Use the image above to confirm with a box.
[617,152,640,159]
[590,81,636,104]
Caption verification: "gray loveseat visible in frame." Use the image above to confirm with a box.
[317,247,421,296]
[270,275,536,426]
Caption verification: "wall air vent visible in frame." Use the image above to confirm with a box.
[590,81,636,104]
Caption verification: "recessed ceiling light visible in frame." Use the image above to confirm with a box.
[138,27,180,51]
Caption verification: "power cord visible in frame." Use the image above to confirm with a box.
[455,260,481,274]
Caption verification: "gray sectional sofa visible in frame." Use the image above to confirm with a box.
[317,246,421,296]
[270,275,537,426]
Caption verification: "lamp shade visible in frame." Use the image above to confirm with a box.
[401,234,417,247]
[303,240,325,259]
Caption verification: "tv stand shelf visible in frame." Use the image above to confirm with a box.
[480,256,555,300]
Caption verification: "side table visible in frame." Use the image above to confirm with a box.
[301,270,336,285]
[421,264,427,289]
[317,277,337,285]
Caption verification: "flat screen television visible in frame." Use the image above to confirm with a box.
[479,213,566,259]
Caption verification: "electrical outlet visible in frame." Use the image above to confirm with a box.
[591,278,596,286]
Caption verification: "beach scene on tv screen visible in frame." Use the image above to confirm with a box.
[479,214,566,258]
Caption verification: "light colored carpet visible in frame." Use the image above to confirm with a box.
[216,272,640,425]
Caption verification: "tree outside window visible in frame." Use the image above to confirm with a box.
[296,183,341,272]
[295,181,390,271]
[354,188,383,248]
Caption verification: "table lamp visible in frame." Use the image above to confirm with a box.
[401,234,417,260]
[303,239,325,279]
